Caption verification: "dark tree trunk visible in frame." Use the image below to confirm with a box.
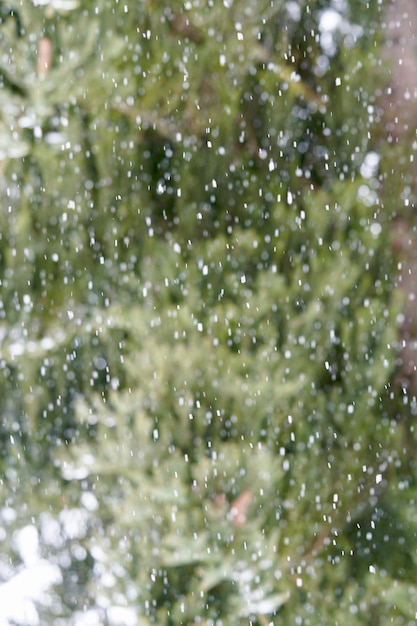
[382,0,417,141]
[382,0,417,395]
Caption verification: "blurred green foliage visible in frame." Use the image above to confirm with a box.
[1,1,416,625]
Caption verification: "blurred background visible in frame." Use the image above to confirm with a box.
[1,1,417,624]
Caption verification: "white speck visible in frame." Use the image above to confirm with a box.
[39,336,54,350]
[59,508,89,539]
[219,54,226,66]
[45,131,66,146]
[61,465,89,480]
[93,356,107,371]
[287,190,293,205]
[370,223,382,237]
[376,474,383,484]
[81,492,98,511]
[361,151,380,179]
[173,242,181,254]
[240,274,246,284]
[319,9,342,33]
[335,77,341,86]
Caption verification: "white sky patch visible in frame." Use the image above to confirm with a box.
[0,525,62,626]
[33,0,79,8]
[107,606,138,626]
[319,9,342,56]
[319,8,363,56]
[286,2,301,21]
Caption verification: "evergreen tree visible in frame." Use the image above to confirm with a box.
[0,1,416,624]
